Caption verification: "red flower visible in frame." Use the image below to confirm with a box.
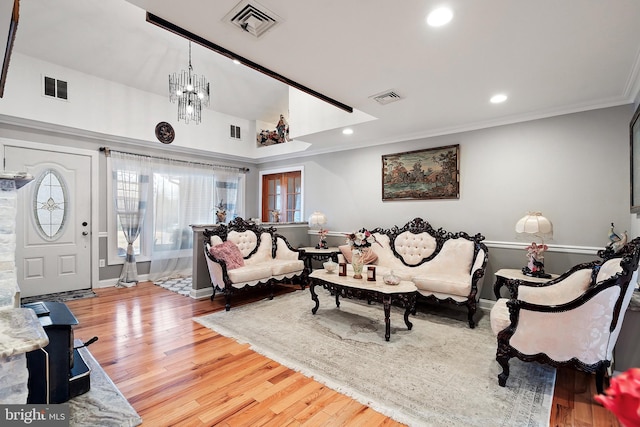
[595,368,640,426]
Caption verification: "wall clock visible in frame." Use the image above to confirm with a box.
[155,121,175,144]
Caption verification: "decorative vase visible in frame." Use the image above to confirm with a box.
[351,249,364,279]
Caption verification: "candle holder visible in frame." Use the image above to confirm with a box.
[338,263,347,276]
[367,266,376,281]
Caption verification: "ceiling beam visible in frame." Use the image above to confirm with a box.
[146,12,353,114]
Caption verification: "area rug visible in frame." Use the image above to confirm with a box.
[70,340,142,426]
[21,289,97,304]
[195,289,555,427]
[154,276,191,296]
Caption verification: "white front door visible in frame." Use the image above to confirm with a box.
[5,145,92,297]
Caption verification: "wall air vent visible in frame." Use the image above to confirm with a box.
[43,76,68,100]
[230,124,241,140]
[224,0,282,38]
[370,90,402,105]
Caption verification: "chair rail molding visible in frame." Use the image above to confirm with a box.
[485,240,602,255]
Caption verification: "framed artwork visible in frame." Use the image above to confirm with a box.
[382,144,460,201]
[631,103,640,213]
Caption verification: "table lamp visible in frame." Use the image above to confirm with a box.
[515,212,553,278]
[308,211,328,249]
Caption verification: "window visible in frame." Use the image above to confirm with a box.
[260,167,303,222]
[32,168,68,240]
[107,155,246,265]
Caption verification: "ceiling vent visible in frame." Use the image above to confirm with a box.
[370,90,403,105]
[224,1,282,38]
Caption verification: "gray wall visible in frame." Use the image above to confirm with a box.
[260,105,637,300]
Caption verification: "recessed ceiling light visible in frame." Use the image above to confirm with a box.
[490,94,508,104]
[426,7,453,27]
[342,128,354,135]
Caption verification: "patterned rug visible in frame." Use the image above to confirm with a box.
[195,289,556,427]
[154,276,192,296]
[21,289,97,304]
[71,339,142,426]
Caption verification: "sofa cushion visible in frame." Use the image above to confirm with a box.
[490,298,510,335]
[394,231,437,265]
[413,273,471,297]
[339,245,378,265]
[243,232,274,265]
[270,259,305,276]
[227,264,273,284]
[209,240,245,270]
[422,238,474,275]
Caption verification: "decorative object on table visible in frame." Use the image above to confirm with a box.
[515,212,553,278]
[308,211,328,248]
[383,270,400,285]
[630,102,640,213]
[215,200,226,224]
[323,261,337,273]
[270,209,280,223]
[607,222,628,253]
[382,144,459,201]
[257,114,291,146]
[345,229,380,279]
[367,266,376,281]
[154,121,175,144]
[338,262,347,276]
[594,368,640,427]
[169,41,210,124]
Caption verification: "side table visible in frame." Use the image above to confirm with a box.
[299,247,340,271]
[493,268,559,299]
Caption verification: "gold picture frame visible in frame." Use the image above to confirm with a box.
[382,144,460,201]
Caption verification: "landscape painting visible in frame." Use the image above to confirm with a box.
[382,145,459,201]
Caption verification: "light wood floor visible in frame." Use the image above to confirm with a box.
[64,282,620,426]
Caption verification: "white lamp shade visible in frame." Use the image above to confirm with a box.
[309,211,327,227]
[308,211,327,227]
[515,212,553,238]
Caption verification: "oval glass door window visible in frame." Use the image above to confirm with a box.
[33,169,68,240]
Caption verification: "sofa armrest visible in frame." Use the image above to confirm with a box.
[274,234,303,260]
[203,243,229,289]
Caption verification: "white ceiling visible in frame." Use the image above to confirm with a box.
[12,0,640,155]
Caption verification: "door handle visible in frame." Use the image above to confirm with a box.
[82,231,89,236]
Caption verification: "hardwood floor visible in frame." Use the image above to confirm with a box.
[64,282,620,426]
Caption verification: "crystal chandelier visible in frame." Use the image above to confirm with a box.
[169,41,210,124]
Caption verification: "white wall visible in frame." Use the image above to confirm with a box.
[260,105,635,248]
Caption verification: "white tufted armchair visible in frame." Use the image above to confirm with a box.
[490,238,640,393]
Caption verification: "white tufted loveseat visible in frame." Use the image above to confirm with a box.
[203,217,307,311]
[340,218,488,328]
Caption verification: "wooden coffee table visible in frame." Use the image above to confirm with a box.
[308,269,417,341]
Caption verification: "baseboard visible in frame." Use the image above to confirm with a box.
[479,298,496,311]
[190,286,213,300]
[96,274,150,289]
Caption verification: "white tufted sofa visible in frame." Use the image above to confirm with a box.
[203,217,306,311]
[341,218,488,328]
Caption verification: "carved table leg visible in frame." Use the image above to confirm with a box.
[310,282,319,314]
[494,275,507,299]
[383,295,392,341]
[335,289,340,308]
[404,294,415,330]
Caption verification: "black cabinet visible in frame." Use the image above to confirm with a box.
[24,301,78,404]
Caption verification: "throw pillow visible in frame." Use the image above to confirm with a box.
[339,244,378,264]
[209,240,245,270]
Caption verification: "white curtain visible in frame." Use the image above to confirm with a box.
[110,152,245,283]
[111,152,151,287]
[148,158,220,282]
[214,170,242,222]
